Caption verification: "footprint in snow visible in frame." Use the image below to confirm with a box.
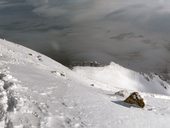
[0,72,20,128]
[0,73,18,112]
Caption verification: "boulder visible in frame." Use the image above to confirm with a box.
[124,92,145,108]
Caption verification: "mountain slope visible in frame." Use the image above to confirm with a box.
[73,62,170,95]
[0,39,170,128]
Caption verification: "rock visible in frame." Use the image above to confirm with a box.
[69,61,102,68]
[37,55,42,61]
[124,92,145,108]
[114,90,128,97]
[90,84,94,87]
[60,73,65,77]
[51,71,57,74]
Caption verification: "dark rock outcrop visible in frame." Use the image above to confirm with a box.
[124,92,145,108]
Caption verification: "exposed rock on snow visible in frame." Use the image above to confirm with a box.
[69,61,102,68]
[124,92,145,108]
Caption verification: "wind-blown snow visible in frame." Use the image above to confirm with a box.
[0,38,170,128]
[73,62,170,95]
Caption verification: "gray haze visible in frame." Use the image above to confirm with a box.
[0,0,170,74]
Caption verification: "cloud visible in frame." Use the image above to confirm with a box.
[33,5,67,17]
[0,1,7,5]
[26,0,170,21]
[26,0,123,21]
[3,0,170,73]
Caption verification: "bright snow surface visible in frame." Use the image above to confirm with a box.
[0,39,170,128]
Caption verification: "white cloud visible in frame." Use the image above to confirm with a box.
[33,5,67,17]
[24,0,170,72]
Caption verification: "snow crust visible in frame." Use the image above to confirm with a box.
[0,38,170,128]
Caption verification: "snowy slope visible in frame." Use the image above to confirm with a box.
[0,39,170,128]
[73,63,170,95]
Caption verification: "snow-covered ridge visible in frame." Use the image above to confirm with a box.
[1,38,169,96]
[73,62,170,95]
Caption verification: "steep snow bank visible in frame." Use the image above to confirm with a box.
[73,62,170,95]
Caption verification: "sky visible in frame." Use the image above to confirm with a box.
[0,0,170,74]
